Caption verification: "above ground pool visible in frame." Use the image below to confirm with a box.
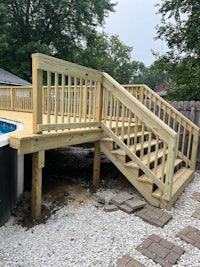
[0,120,17,134]
[0,118,24,227]
[0,118,23,147]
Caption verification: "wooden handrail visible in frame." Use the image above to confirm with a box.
[124,84,200,170]
[103,73,178,199]
[104,74,177,143]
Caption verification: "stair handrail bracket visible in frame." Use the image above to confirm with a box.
[102,72,178,200]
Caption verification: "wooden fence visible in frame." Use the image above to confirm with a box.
[169,101,200,168]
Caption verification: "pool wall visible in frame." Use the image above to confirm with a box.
[0,119,24,226]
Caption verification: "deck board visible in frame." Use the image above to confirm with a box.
[0,110,104,154]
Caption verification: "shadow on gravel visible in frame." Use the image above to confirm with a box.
[13,145,133,229]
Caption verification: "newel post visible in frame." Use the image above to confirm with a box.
[164,136,177,200]
[93,81,103,187]
[32,54,43,134]
[31,54,44,218]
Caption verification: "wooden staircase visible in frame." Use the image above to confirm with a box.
[100,125,194,208]
[17,53,198,217]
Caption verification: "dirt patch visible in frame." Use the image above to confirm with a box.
[13,145,133,228]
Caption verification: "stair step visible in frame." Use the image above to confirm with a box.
[124,148,169,169]
[112,139,160,156]
[138,158,183,184]
[101,131,150,143]
[152,168,194,200]
[171,168,194,199]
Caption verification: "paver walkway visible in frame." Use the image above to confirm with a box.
[177,226,200,249]
[136,234,184,267]
[136,205,172,227]
[117,255,147,267]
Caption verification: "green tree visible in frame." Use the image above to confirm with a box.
[0,0,115,81]
[81,32,136,84]
[155,0,200,100]
[133,62,168,90]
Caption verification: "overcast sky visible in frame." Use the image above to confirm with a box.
[103,0,166,66]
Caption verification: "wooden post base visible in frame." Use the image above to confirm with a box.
[93,141,101,187]
[31,151,45,219]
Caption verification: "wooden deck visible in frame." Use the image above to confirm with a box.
[0,110,104,154]
[0,53,199,219]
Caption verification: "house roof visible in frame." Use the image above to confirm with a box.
[154,82,170,96]
[0,68,31,86]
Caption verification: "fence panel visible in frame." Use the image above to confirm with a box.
[169,101,200,168]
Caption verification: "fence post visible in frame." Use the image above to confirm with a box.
[32,54,43,134]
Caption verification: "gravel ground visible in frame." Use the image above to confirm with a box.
[0,170,200,267]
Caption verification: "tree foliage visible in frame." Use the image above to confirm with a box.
[0,0,115,81]
[155,0,200,100]
[133,62,168,90]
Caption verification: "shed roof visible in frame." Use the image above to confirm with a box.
[0,68,31,86]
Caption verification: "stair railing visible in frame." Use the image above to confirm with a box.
[103,73,177,200]
[124,85,199,170]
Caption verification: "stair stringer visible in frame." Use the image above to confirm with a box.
[100,141,161,207]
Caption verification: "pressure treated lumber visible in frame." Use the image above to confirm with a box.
[32,151,45,218]
[93,141,101,187]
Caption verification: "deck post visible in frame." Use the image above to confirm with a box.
[95,82,103,121]
[32,54,43,134]
[31,151,45,218]
[93,141,101,187]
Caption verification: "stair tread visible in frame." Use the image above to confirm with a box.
[138,158,183,184]
[112,139,160,156]
[152,168,194,199]
[171,168,194,196]
[124,148,169,169]
[101,131,150,142]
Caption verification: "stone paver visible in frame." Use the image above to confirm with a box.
[136,205,172,227]
[117,254,147,267]
[108,193,146,214]
[192,208,200,220]
[191,191,200,202]
[117,199,146,214]
[136,234,184,267]
[109,192,134,205]
[104,204,119,212]
[177,226,200,249]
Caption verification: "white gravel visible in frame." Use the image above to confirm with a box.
[1,172,200,267]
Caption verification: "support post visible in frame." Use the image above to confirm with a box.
[32,151,45,218]
[32,54,43,134]
[93,141,101,187]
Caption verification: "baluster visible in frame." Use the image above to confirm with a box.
[61,74,65,123]
[154,136,159,175]
[186,125,192,167]
[161,142,167,182]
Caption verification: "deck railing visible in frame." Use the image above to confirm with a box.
[0,86,32,112]
[103,74,177,199]
[32,53,103,133]
[124,85,200,170]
